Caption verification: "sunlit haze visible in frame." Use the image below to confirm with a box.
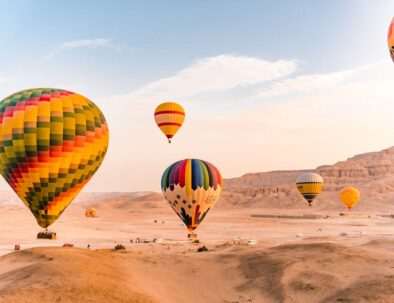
[1,0,394,192]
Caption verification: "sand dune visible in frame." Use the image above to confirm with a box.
[0,241,393,303]
[0,248,155,303]
[239,242,394,303]
[0,200,393,302]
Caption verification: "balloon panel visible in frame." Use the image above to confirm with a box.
[296,172,323,184]
[0,88,109,227]
[154,102,185,140]
[161,159,222,231]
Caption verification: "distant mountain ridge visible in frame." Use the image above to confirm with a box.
[223,146,394,212]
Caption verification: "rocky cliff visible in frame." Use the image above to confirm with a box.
[222,146,394,212]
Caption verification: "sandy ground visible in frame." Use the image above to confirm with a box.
[0,199,393,302]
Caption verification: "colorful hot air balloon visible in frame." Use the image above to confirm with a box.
[388,17,394,62]
[296,172,324,206]
[154,102,185,143]
[0,88,109,228]
[339,187,360,210]
[161,159,222,238]
[85,207,97,218]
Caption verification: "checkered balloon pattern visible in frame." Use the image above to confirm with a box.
[0,88,109,228]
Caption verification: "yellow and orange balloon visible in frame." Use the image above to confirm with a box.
[388,17,394,62]
[0,88,109,228]
[339,187,360,210]
[85,207,97,218]
[154,102,185,143]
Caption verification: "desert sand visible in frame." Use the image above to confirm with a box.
[0,195,393,303]
[0,147,394,302]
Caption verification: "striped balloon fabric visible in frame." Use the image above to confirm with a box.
[0,88,109,228]
[154,102,185,143]
[296,172,324,206]
[161,159,222,235]
[388,17,394,62]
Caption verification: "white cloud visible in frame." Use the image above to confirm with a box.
[59,38,113,49]
[47,38,118,58]
[256,70,355,98]
[116,54,297,102]
[255,62,383,99]
[175,63,394,178]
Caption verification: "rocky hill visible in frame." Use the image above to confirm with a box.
[223,146,394,212]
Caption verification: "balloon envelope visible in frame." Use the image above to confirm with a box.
[161,159,222,233]
[154,102,185,143]
[388,17,394,62]
[85,207,97,218]
[339,187,360,210]
[296,173,324,206]
[0,88,109,228]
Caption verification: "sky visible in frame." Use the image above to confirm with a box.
[0,0,394,192]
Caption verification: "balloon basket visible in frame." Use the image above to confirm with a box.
[187,233,198,240]
[37,230,57,240]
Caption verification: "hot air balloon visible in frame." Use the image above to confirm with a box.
[0,88,109,230]
[388,17,394,62]
[85,207,97,218]
[154,102,185,143]
[161,159,222,238]
[296,172,324,206]
[339,187,360,210]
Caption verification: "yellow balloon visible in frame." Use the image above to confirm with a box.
[154,102,185,143]
[85,208,97,218]
[339,187,360,210]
